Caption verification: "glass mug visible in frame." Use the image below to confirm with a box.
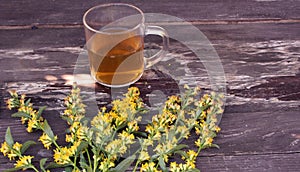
[83,3,169,87]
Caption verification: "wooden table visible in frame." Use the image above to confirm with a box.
[1,1,299,171]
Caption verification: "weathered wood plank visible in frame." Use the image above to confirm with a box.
[1,105,299,171]
[0,28,85,49]
[192,110,300,155]
[0,23,299,171]
[0,0,299,26]
[2,152,300,172]
[1,0,299,171]
[1,89,299,168]
[0,24,299,116]
[196,153,300,172]
[0,23,299,110]
[2,86,299,155]
[1,23,299,49]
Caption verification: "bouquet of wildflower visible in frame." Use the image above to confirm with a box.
[1,84,223,172]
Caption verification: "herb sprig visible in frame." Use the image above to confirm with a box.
[1,84,223,172]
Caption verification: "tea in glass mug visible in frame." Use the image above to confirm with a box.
[83,3,168,87]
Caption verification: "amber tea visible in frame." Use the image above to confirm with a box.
[83,3,168,87]
[87,28,144,86]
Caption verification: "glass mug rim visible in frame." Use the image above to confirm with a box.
[83,3,145,35]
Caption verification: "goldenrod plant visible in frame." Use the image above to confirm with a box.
[1,84,223,172]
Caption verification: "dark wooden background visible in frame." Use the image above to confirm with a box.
[1,0,300,171]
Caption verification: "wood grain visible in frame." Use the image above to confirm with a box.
[0,0,299,27]
[0,23,299,109]
[0,1,300,170]
[197,153,300,172]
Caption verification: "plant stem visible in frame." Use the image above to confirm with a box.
[52,139,60,149]
[30,165,39,172]
[132,159,140,172]
[93,154,98,172]
[39,125,60,149]
[111,127,119,141]
[86,149,92,170]
[197,145,203,155]
[132,146,143,172]
[73,155,78,170]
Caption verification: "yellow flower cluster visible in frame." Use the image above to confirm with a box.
[93,88,144,171]
[0,141,22,160]
[61,86,145,171]
[193,91,224,150]
[53,146,72,165]
[136,91,191,171]
[167,146,199,171]
[111,87,144,123]
[19,94,43,132]
[53,140,80,165]
[1,137,39,171]
[63,85,88,143]
[6,90,19,110]
[53,140,81,165]
[145,95,180,140]
[15,155,34,169]
[7,90,61,153]
[39,132,57,150]
[50,85,89,167]
[99,158,116,171]
[0,142,10,156]
[138,86,223,171]
[139,151,150,162]
[63,85,86,123]
[2,84,224,172]
[64,121,88,143]
[141,162,162,172]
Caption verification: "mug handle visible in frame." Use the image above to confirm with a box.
[144,26,169,68]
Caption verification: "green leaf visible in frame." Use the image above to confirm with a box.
[187,168,201,172]
[79,161,91,171]
[77,141,88,153]
[3,167,24,172]
[11,112,31,118]
[40,158,48,171]
[5,127,14,147]
[45,162,71,169]
[173,144,189,150]
[158,156,167,172]
[42,120,54,139]
[79,153,92,172]
[151,153,159,160]
[110,155,136,172]
[167,144,189,154]
[168,128,176,139]
[25,98,31,106]
[134,131,148,138]
[174,150,188,159]
[79,152,87,167]
[21,140,36,154]
[211,144,220,149]
[64,166,72,172]
[116,122,127,130]
[61,115,73,125]
[81,118,89,126]
[87,167,93,172]
[37,106,47,119]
